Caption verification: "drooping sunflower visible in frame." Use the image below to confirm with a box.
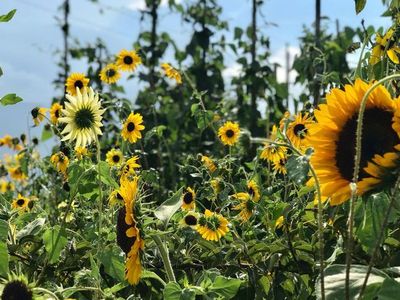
[120,156,141,180]
[232,192,255,223]
[58,87,105,148]
[218,121,240,146]
[286,112,314,150]
[109,189,124,206]
[370,28,400,65]
[31,107,48,126]
[260,144,287,163]
[0,180,14,193]
[210,178,222,194]
[11,194,32,212]
[65,72,90,96]
[161,63,182,84]
[247,180,261,202]
[116,49,142,72]
[100,63,121,84]
[308,79,400,206]
[201,155,217,173]
[50,152,69,177]
[106,148,124,167]
[50,102,62,124]
[272,158,287,175]
[8,166,27,181]
[180,211,199,228]
[74,146,88,160]
[0,135,13,148]
[196,209,229,242]
[181,187,196,211]
[121,112,145,144]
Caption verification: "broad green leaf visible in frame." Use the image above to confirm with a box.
[99,246,125,282]
[0,220,8,241]
[0,242,9,276]
[141,270,167,286]
[316,264,388,299]
[286,155,309,185]
[0,93,22,106]
[210,276,242,299]
[355,0,367,14]
[154,187,183,224]
[90,254,100,281]
[163,282,196,300]
[41,126,53,141]
[42,225,68,264]
[377,278,400,299]
[0,9,16,22]
[98,161,119,189]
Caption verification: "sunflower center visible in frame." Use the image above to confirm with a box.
[335,108,399,181]
[293,124,307,138]
[2,280,33,300]
[183,192,193,204]
[31,107,39,118]
[74,108,95,129]
[17,199,25,206]
[226,129,234,138]
[112,155,120,163]
[248,187,255,196]
[127,122,135,132]
[106,68,116,78]
[185,215,197,226]
[116,207,136,254]
[123,56,133,65]
[55,109,60,118]
[74,80,83,89]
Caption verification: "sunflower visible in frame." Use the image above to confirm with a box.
[161,63,182,84]
[106,148,124,167]
[121,112,145,144]
[0,274,35,300]
[0,135,13,148]
[58,87,104,148]
[12,194,32,212]
[8,166,27,181]
[260,125,287,162]
[0,180,14,193]
[370,28,400,65]
[286,112,313,150]
[50,102,62,124]
[74,146,88,160]
[272,158,287,175]
[100,63,121,84]
[180,211,199,228]
[120,156,141,180]
[247,180,260,202]
[109,189,124,206]
[201,155,217,173]
[116,49,142,72]
[181,187,196,211]
[218,121,240,146]
[196,209,229,242]
[31,107,48,126]
[308,79,400,206]
[65,72,90,96]
[50,152,69,177]
[232,193,255,223]
[275,216,284,229]
[210,178,221,194]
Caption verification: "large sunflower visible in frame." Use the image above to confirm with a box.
[308,79,400,206]
[121,112,145,144]
[286,112,314,149]
[58,87,104,148]
[196,209,229,241]
[100,63,121,84]
[116,49,142,72]
[218,121,240,146]
[65,72,89,96]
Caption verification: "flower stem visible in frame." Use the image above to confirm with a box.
[94,133,103,296]
[152,235,176,283]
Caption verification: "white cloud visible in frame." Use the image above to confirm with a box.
[222,63,242,79]
[127,0,180,11]
[269,46,300,84]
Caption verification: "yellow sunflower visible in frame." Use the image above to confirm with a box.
[161,63,182,84]
[12,194,32,212]
[275,216,284,229]
[50,103,62,124]
[50,152,69,177]
[120,156,141,180]
[121,112,145,144]
[201,155,217,173]
[58,87,105,148]
[100,63,121,84]
[106,148,124,167]
[181,187,196,211]
[8,166,27,181]
[196,209,229,242]
[65,73,90,96]
[109,189,124,206]
[218,121,240,146]
[247,180,260,202]
[272,158,287,175]
[116,49,142,72]
[0,135,13,148]
[180,211,199,228]
[210,178,221,194]
[31,107,48,126]
[307,79,400,206]
[74,146,88,160]
[370,28,400,65]
[0,180,14,193]
[286,112,314,150]
[232,192,255,223]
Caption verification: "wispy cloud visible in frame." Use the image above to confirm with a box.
[127,0,181,11]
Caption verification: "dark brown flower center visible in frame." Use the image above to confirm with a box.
[116,207,136,254]
[183,192,193,204]
[55,109,60,118]
[226,129,234,138]
[1,280,33,300]
[17,199,25,206]
[335,108,399,182]
[31,107,39,118]
[248,187,255,196]
[74,80,83,89]
[106,68,116,78]
[123,56,133,65]
[184,215,197,226]
[74,108,94,129]
[112,155,120,163]
[293,123,307,139]
[127,122,135,132]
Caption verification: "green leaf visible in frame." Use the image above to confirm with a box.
[377,278,400,299]
[90,254,100,281]
[316,264,388,299]
[355,0,367,14]
[98,161,119,189]
[42,225,68,264]
[210,276,242,299]
[16,218,45,241]
[286,155,309,185]
[0,220,8,241]
[41,126,53,141]
[99,246,125,282]
[141,270,167,286]
[154,187,184,224]
[0,93,23,106]
[163,282,196,300]
[0,9,16,22]
[0,242,9,277]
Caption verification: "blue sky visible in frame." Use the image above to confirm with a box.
[0,0,390,151]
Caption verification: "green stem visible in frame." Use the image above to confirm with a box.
[33,287,60,300]
[152,235,176,282]
[94,133,103,295]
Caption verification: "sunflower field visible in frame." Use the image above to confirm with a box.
[4,0,400,299]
